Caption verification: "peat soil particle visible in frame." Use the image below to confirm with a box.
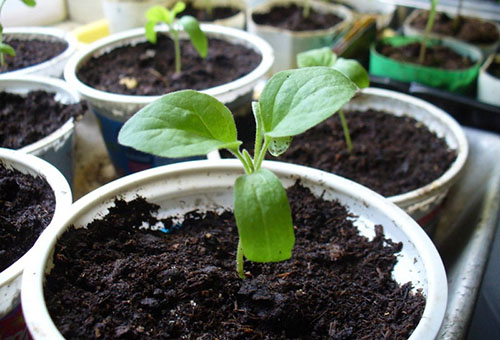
[76,36,262,96]
[0,163,55,272]
[379,42,473,70]
[45,183,425,339]
[0,38,67,74]
[0,90,87,149]
[251,4,342,31]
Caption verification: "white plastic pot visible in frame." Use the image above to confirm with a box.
[0,76,82,186]
[21,159,447,339]
[0,27,78,79]
[247,0,353,73]
[343,88,469,233]
[403,9,500,57]
[337,0,395,29]
[167,0,246,29]
[64,24,273,175]
[477,54,500,107]
[1,0,66,27]
[67,0,105,24]
[0,148,72,340]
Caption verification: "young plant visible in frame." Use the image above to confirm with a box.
[145,1,207,74]
[118,67,358,279]
[0,0,36,66]
[452,0,463,31]
[418,0,439,64]
[303,0,310,18]
[297,47,369,153]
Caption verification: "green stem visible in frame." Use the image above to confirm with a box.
[242,149,255,172]
[338,109,352,154]
[172,26,181,73]
[0,0,6,66]
[419,0,438,64]
[302,0,310,18]
[254,137,270,170]
[232,148,253,174]
[237,238,245,279]
[205,0,213,19]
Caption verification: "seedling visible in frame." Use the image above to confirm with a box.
[118,67,358,279]
[452,0,463,31]
[418,0,439,64]
[297,47,369,153]
[0,0,36,66]
[303,0,311,18]
[145,1,207,73]
[204,0,213,18]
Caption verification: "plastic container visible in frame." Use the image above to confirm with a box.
[0,76,82,186]
[67,0,105,24]
[21,159,447,340]
[167,0,246,29]
[0,148,72,340]
[1,0,66,27]
[477,54,500,107]
[369,35,483,94]
[247,0,352,74]
[64,24,274,175]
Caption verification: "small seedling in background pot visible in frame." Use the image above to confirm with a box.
[418,0,439,64]
[118,67,358,279]
[0,0,36,66]
[303,0,311,18]
[145,1,207,73]
[297,47,369,153]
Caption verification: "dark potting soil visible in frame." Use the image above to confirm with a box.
[487,57,500,79]
[77,36,262,96]
[411,11,499,44]
[44,183,425,339]
[378,41,474,70]
[222,109,456,197]
[0,163,55,272]
[0,90,87,149]
[251,4,342,31]
[0,37,67,74]
[182,2,240,21]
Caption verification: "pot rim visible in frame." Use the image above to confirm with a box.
[21,159,447,340]
[0,148,72,293]
[0,27,78,78]
[0,75,80,155]
[63,24,274,106]
[354,88,469,208]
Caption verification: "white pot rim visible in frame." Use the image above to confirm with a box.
[0,27,78,78]
[0,75,80,155]
[0,148,72,288]
[63,24,274,106]
[21,159,446,340]
[357,88,468,208]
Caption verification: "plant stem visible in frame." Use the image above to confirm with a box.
[452,0,463,31]
[0,0,6,66]
[338,109,352,154]
[237,238,245,279]
[205,0,213,19]
[302,0,310,18]
[254,137,270,170]
[172,26,181,73]
[232,149,253,174]
[418,0,438,64]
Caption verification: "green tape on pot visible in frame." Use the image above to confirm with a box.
[369,36,483,93]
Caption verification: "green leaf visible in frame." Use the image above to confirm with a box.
[118,90,241,157]
[0,43,16,57]
[268,136,292,157]
[234,168,294,262]
[179,15,208,58]
[145,21,158,44]
[259,67,358,138]
[146,6,170,24]
[296,47,337,68]
[170,1,186,22]
[21,0,36,7]
[332,58,370,89]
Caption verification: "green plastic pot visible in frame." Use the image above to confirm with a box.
[369,36,483,93]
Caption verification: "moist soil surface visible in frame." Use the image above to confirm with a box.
[222,109,456,197]
[182,2,240,21]
[378,41,473,70]
[0,163,55,272]
[45,183,425,339]
[0,37,67,74]
[0,90,86,149]
[251,4,342,31]
[411,11,499,44]
[77,36,262,96]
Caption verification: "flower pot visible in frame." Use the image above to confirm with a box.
[21,159,447,339]
[0,148,72,340]
[1,0,66,27]
[167,0,246,29]
[0,76,83,186]
[337,0,396,29]
[247,0,353,74]
[477,54,500,106]
[64,24,273,175]
[0,27,78,79]
[369,35,483,94]
[67,0,105,24]
[403,9,500,57]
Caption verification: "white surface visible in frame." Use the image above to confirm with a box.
[2,0,66,27]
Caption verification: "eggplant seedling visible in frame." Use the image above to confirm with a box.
[418,0,439,64]
[118,67,358,279]
[145,1,208,73]
[297,47,369,153]
[0,0,36,66]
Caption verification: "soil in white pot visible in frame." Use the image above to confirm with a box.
[0,91,86,149]
[182,1,241,21]
[44,182,425,339]
[0,163,55,272]
[0,38,67,74]
[76,36,262,96]
[486,57,500,79]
